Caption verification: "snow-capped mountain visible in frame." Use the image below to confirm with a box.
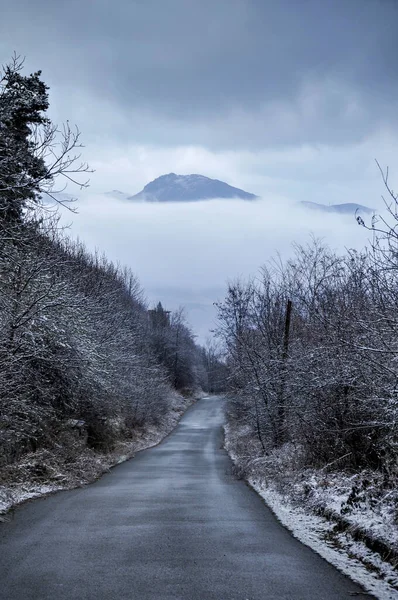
[300,201,374,215]
[127,173,258,202]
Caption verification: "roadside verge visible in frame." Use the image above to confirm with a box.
[224,421,398,600]
[0,391,200,519]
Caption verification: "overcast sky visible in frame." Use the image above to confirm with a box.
[1,0,397,339]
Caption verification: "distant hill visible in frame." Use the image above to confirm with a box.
[127,173,258,202]
[300,201,374,215]
[104,190,131,200]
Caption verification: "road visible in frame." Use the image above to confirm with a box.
[0,397,368,600]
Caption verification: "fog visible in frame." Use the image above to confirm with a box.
[62,194,372,342]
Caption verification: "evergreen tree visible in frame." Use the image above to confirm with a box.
[0,57,50,222]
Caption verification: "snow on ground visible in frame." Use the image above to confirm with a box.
[0,484,64,517]
[253,482,398,600]
[224,422,398,600]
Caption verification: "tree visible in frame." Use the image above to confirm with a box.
[200,339,227,393]
[149,303,201,391]
[0,56,206,472]
[0,55,91,224]
[217,237,398,470]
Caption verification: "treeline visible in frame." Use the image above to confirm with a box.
[0,57,225,468]
[149,303,227,394]
[1,224,205,466]
[217,227,398,476]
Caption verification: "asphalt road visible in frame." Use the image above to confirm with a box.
[0,397,368,600]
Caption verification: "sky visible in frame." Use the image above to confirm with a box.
[1,0,397,340]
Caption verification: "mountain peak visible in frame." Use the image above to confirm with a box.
[128,173,258,202]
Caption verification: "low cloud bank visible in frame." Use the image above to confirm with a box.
[62,194,371,340]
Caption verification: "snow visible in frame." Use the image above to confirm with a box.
[224,423,398,600]
[0,484,65,519]
[253,482,398,600]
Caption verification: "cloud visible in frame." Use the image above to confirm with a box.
[83,130,398,212]
[1,0,397,151]
[62,193,372,340]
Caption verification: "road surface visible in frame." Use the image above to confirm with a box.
[0,397,368,599]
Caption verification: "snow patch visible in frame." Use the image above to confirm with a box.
[253,481,398,600]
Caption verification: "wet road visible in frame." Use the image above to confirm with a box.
[0,397,367,599]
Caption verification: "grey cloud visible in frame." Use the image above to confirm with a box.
[1,0,397,149]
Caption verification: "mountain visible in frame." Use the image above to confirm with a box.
[300,201,374,215]
[104,190,131,200]
[127,173,258,202]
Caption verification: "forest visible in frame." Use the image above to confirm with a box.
[217,193,398,568]
[0,58,225,500]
